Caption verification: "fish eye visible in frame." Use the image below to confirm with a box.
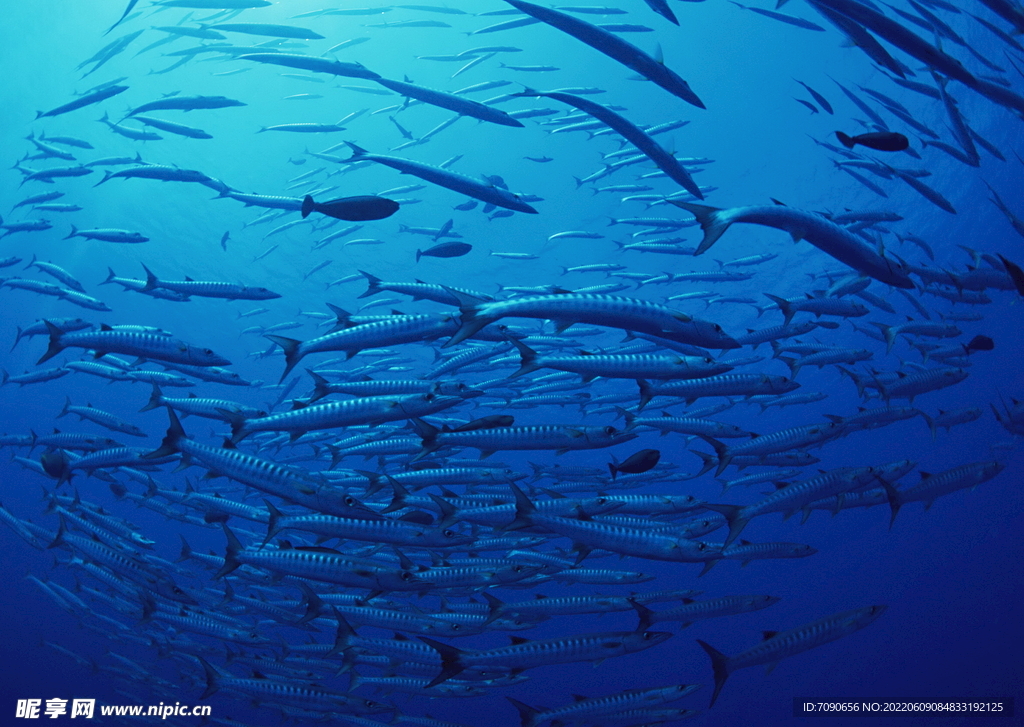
[643,631,655,640]
[714,324,723,332]
[443,529,455,538]
[596,497,608,505]
[697,543,707,550]
[401,571,413,581]
[603,426,616,435]
[451,623,460,630]
[204,348,213,354]
[344,496,357,507]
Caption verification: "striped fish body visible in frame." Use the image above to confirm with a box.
[639,373,799,408]
[650,595,780,626]
[425,423,633,457]
[38,324,229,366]
[894,461,1004,509]
[699,605,887,706]
[877,367,967,402]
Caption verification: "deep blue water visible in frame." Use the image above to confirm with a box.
[1,1,1022,726]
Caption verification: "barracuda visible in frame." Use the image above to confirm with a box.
[420,605,671,686]
[698,605,887,706]
[411,417,635,460]
[55,399,145,438]
[37,322,230,366]
[263,500,472,549]
[881,460,1005,525]
[637,373,799,409]
[139,385,265,420]
[501,0,703,108]
[508,484,720,564]
[146,408,375,518]
[226,393,463,442]
[267,313,460,379]
[674,201,915,288]
[446,289,739,349]
[508,684,701,727]
[619,408,751,438]
[508,336,732,381]
[216,525,430,592]
[705,466,876,544]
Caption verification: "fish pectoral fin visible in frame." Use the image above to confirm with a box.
[764,661,781,675]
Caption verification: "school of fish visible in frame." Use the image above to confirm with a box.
[2,0,1023,725]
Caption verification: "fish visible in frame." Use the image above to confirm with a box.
[301,194,399,221]
[417,242,473,261]
[36,85,130,119]
[835,131,910,151]
[501,0,704,109]
[698,605,887,706]
[672,201,915,289]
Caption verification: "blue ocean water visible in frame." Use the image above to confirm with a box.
[1,1,1022,726]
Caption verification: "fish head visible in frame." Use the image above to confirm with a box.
[186,345,232,367]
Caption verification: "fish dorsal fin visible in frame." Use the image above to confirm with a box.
[185,276,194,281]
[100,323,113,331]
[394,632,409,641]
[534,594,548,600]
[682,598,695,604]
[188,393,197,398]
[252,670,266,679]
[572,694,588,702]
[740,539,751,545]
[771,198,787,206]
[920,471,931,479]
[509,636,529,645]
[762,630,779,640]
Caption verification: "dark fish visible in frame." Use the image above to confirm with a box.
[525,156,554,162]
[416,241,473,261]
[835,131,909,151]
[609,448,661,479]
[300,195,399,221]
[965,335,994,354]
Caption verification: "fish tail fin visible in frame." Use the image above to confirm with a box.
[37,320,66,365]
[101,267,117,285]
[197,656,222,700]
[145,406,185,458]
[217,408,249,444]
[57,395,72,418]
[702,502,746,546]
[506,335,541,379]
[381,474,411,514]
[697,434,732,476]
[419,637,467,686]
[94,171,113,187]
[870,321,898,355]
[140,263,158,291]
[636,379,654,411]
[615,406,637,431]
[345,141,369,160]
[506,698,541,727]
[301,195,314,219]
[261,499,283,548]
[778,356,800,379]
[696,639,731,707]
[668,201,729,255]
[441,285,491,347]
[265,335,304,383]
[305,369,331,403]
[835,131,856,149]
[573,176,586,189]
[763,293,793,325]
[356,269,382,299]
[62,225,78,240]
[919,410,936,439]
[138,384,163,412]
[47,512,68,550]
[213,524,243,579]
[876,475,903,529]
[506,482,537,531]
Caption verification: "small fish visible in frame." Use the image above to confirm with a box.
[965,335,994,354]
[301,195,399,221]
[417,242,473,261]
[608,449,660,479]
[835,131,910,152]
